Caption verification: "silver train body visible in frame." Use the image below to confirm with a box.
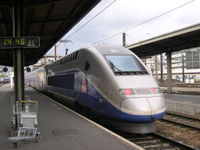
[26,45,166,133]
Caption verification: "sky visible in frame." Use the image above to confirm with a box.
[47,0,200,56]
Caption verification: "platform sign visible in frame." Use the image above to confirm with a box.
[0,36,40,49]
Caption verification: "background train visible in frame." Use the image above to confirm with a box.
[26,45,166,134]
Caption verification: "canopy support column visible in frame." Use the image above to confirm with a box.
[166,51,172,94]
[160,54,163,83]
[13,1,25,102]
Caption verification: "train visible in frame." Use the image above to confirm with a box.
[26,45,166,134]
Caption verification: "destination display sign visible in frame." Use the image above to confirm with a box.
[0,36,40,48]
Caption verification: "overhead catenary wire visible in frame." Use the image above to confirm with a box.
[53,0,195,54]
[55,0,118,49]
[96,0,196,44]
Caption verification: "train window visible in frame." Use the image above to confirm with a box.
[84,62,90,71]
[105,55,147,74]
[48,74,74,90]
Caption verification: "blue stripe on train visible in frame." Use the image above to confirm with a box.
[48,71,165,123]
[48,86,76,99]
[92,90,165,122]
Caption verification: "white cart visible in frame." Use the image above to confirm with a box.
[8,98,41,148]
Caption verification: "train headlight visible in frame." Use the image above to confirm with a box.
[151,88,161,94]
[119,89,135,95]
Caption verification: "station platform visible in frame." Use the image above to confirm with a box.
[161,86,200,95]
[0,84,142,150]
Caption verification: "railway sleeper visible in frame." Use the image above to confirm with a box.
[133,139,161,145]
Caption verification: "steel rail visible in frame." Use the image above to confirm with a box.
[118,132,198,150]
[163,112,200,130]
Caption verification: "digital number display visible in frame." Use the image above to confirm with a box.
[0,36,40,48]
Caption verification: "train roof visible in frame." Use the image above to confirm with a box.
[90,45,133,55]
[44,45,135,69]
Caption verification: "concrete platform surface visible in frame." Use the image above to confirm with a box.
[0,85,141,150]
[161,86,200,95]
[164,93,200,105]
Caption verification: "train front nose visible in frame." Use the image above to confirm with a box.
[147,96,166,119]
[120,97,152,122]
[120,97,165,122]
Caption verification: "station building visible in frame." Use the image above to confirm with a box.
[32,55,62,70]
[143,47,200,83]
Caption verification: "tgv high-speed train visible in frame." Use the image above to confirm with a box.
[26,45,166,133]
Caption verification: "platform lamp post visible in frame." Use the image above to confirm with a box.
[54,40,72,61]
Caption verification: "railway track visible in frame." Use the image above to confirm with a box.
[162,112,200,130]
[85,112,200,150]
[118,132,198,150]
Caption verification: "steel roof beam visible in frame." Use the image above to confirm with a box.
[0,8,10,35]
[26,16,71,24]
[26,7,35,35]
[38,3,54,35]
[46,0,84,50]
[24,0,61,9]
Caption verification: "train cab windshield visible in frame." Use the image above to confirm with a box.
[105,55,148,75]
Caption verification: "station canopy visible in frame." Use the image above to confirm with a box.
[127,23,200,58]
[0,0,100,66]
